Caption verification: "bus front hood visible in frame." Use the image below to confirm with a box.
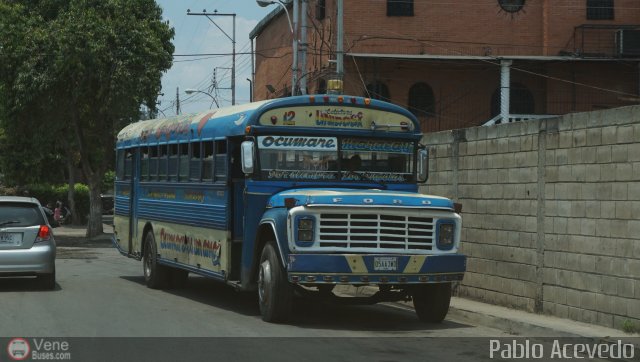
[266,188,454,210]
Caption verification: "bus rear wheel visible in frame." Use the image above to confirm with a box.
[412,282,452,323]
[257,242,292,323]
[143,232,169,289]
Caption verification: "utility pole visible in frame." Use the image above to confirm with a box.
[299,0,309,94]
[292,0,299,95]
[336,0,344,79]
[188,10,236,105]
[176,86,181,115]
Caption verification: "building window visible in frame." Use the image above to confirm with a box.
[498,0,526,13]
[365,82,391,102]
[587,0,614,20]
[408,83,435,118]
[316,0,325,20]
[490,83,535,120]
[387,0,413,16]
[317,79,327,94]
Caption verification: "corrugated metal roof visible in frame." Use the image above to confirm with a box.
[346,53,637,61]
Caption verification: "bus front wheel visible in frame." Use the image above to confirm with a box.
[143,232,169,289]
[412,282,452,323]
[257,242,292,323]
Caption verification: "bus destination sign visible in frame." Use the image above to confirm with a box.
[258,106,414,131]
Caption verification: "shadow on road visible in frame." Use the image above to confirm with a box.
[0,277,62,292]
[119,274,471,332]
[55,236,113,248]
[120,275,261,317]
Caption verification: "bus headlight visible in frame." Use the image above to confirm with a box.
[437,222,455,250]
[297,217,315,242]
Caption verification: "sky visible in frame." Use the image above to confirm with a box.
[155,1,275,117]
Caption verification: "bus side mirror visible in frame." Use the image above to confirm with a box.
[241,141,255,174]
[417,148,429,183]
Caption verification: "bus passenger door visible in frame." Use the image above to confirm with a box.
[230,141,244,241]
[127,148,139,254]
[228,140,245,281]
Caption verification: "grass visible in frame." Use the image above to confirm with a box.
[622,319,639,334]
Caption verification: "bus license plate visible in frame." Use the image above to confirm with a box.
[0,232,21,245]
[374,257,397,271]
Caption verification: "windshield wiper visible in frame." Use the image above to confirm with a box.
[0,220,20,227]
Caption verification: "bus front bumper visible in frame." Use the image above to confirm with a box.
[286,253,466,285]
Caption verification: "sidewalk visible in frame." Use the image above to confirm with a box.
[338,285,639,340]
[53,225,639,343]
[52,224,114,247]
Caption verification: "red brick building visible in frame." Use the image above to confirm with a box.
[250,0,640,131]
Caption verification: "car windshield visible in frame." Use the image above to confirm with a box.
[257,136,415,182]
[0,203,45,227]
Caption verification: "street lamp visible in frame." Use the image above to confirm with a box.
[257,0,298,95]
[185,89,219,108]
[247,78,253,102]
[257,1,294,33]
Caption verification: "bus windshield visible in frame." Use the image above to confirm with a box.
[257,136,415,182]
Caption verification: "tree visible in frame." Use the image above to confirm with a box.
[0,1,68,186]
[0,0,174,236]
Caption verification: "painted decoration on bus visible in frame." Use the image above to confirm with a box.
[265,170,337,180]
[258,136,337,150]
[341,138,413,154]
[340,172,408,182]
[258,106,414,131]
[146,189,177,200]
[140,117,191,141]
[158,226,224,268]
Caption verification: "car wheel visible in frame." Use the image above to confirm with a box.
[38,269,56,290]
[143,232,169,289]
[257,242,292,323]
[413,282,452,323]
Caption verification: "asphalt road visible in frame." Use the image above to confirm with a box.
[1,243,605,361]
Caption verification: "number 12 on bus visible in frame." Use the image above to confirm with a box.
[114,94,466,323]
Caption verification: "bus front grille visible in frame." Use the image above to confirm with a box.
[318,213,434,250]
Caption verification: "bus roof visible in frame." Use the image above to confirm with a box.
[116,95,422,147]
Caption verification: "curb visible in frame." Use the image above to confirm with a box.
[340,286,640,339]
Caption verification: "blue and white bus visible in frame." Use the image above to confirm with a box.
[114,93,466,322]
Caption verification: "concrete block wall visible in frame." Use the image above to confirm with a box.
[422,106,640,330]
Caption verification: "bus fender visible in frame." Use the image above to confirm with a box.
[252,208,289,278]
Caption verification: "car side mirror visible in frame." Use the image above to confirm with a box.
[417,148,429,183]
[241,140,255,174]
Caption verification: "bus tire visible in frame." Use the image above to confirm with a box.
[412,282,452,323]
[257,242,292,323]
[143,232,169,289]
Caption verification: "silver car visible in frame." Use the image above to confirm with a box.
[0,196,56,289]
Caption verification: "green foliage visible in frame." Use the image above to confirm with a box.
[622,320,638,334]
[23,183,90,224]
[102,170,115,192]
[0,0,174,233]
[0,184,18,196]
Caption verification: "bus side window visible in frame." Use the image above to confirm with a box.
[149,145,158,181]
[190,142,202,182]
[158,145,168,180]
[140,147,149,181]
[179,143,189,182]
[116,149,125,181]
[203,141,214,182]
[124,149,133,180]
[168,143,178,181]
[215,140,227,183]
